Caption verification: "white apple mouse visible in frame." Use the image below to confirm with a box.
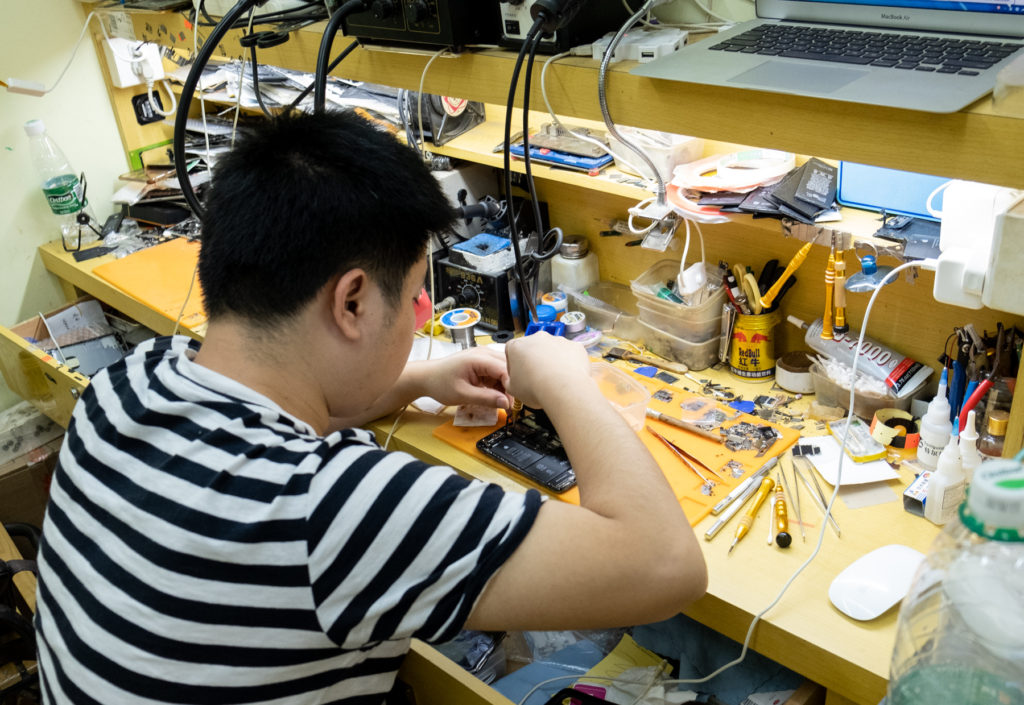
[829,544,926,621]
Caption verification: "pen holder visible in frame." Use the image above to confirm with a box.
[729,310,781,379]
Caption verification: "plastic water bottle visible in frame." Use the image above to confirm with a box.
[888,459,1024,705]
[24,119,98,248]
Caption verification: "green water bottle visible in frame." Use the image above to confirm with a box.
[24,119,98,249]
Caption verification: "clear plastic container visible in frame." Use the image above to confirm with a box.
[809,361,914,420]
[637,319,719,371]
[590,361,650,431]
[631,260,725,342]
[888,460,1024,705]
[562,281,642,341]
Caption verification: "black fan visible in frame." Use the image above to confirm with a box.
[402,92,485,147]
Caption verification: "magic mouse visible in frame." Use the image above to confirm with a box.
[829,544,926,621]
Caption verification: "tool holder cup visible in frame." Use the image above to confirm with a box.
[729,310,782,379]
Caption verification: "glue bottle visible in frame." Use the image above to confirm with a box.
[924,422,965,526]
[958,409,983,484]
[916,367,952,470]
[786,316,932,398]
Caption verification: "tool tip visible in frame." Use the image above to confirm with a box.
[728,540,737,554]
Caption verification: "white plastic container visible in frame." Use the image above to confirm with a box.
[607,126,703,183]
[551,235,599,293]
[888,460,1024,705]
[959,409,983,483]
[924,428,965,526]
[917,368,953,470]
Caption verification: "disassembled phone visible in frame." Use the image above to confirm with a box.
[476,409,576,493]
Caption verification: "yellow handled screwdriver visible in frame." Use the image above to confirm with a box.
[760,241,813,310]
[822,240,835,339]
[774,482,792,548]
[729,476,775,553]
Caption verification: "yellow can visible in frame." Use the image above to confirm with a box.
[729,310,781,379]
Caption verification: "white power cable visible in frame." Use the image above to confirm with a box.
[415,47,450,160]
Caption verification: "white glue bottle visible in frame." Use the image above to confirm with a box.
[924,421,965,526]
[959,409,983,483]
[916,367,952,469]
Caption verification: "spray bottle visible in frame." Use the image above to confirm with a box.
[959,409,983,483]
[924,420,965,526]
[917,368,952,469]
[787,316,933,398]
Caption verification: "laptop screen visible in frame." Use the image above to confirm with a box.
[758,0,1024,37]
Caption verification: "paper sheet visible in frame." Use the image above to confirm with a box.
[801,435,900,486]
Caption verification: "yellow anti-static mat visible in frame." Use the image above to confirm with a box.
[92,238,207,332]
[433,371,799,526]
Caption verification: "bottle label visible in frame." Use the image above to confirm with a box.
[42,174,86,216]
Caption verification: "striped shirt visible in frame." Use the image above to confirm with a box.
[35,336,541,704]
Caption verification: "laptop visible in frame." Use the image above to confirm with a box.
[630,0,1024,112]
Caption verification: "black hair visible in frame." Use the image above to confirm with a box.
[197,110,456,323]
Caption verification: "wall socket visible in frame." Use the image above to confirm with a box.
[102,38,165,89]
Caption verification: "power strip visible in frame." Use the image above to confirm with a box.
[102,38,164,89]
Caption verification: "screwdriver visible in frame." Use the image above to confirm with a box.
[729,477,775,554]
[774,482,792,548]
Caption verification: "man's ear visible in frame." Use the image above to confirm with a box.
[330,269,368,340]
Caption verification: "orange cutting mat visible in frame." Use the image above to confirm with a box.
[433,372,799,526]
[92,238,207,332]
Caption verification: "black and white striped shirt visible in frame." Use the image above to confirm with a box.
[35,336,541,704]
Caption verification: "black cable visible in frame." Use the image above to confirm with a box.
[247,39,274,117]
[286,39,357,113]
[503,17,546,325]
[196,0,325,28]
[313,0,368,114]
[519,30,545,311]
[174,0,262,220]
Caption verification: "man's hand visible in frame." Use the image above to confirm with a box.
[417,347,512,410]
[504,332,592,409]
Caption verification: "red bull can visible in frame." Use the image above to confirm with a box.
[729,310,781,378]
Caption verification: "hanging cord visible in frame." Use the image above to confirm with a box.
[503,16,547,324]
[599,0,666,208]
[284,40,358,113]
[313,0,368,114]
[416,47,451,160]
[229,7,257,142]
[246,38,274,117]
[540,52,652,180]
[175,0,265,219]
[519,28,564,308]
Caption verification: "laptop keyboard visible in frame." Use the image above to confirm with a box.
[710,25,1021,75]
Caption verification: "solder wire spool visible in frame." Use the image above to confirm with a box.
[439,307,481,349]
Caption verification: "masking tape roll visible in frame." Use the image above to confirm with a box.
[870,408,921,449]
[775,350,815,394]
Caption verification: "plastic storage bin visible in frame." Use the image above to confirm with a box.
[563,281,642,342]
[637,319,719,371]
[631,260,725,343]
[591,361,650,431]
[809,361,914,420]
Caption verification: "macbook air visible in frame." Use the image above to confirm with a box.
[631,0,1024,112]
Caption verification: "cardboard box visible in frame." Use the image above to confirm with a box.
[0,436,62,528]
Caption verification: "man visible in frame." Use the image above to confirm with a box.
[34,111,706,704]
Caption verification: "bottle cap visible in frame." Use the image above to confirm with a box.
[533,304,557,322]
[558,235,589,259]
[24,119,45,137]
[961,460,1024,541]
[961,409,979,443]
[988,409,1010,435]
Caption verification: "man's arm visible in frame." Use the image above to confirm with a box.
[465,334,707,631]
[327,347,511,431]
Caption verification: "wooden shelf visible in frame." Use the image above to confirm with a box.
[115,11,1024,188]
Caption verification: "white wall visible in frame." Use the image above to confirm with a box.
[0,0,127,410]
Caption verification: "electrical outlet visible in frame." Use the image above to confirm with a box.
[102,38,164,89]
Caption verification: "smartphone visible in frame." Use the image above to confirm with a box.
[476,412,576,493]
